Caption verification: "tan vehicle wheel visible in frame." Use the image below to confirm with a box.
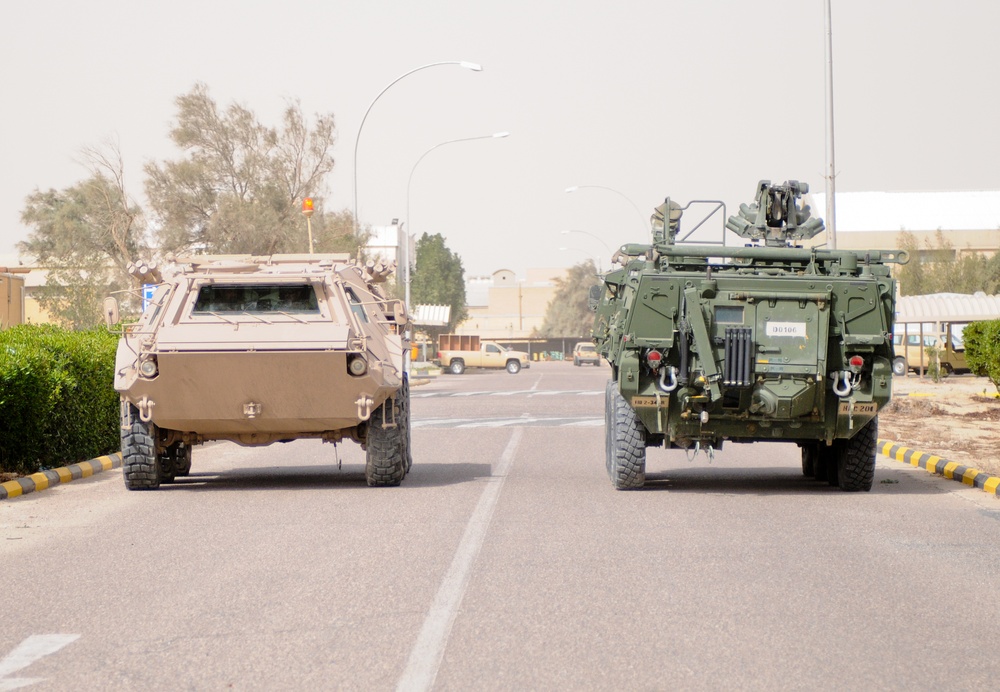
[365,387,409,486]
[122,404,161,490]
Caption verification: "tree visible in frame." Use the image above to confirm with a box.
[409,233,468,334]
[144,83,365,256]
[19,144,147,328]
[896,229,1000,296]
[535,260,600,337]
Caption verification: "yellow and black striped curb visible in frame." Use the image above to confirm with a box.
[878,440,1000,498]
[0,452,122,501]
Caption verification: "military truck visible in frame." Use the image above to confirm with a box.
[592,181,907,492]
[107,254,412,490]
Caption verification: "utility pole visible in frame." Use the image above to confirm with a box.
[824,0,838,249]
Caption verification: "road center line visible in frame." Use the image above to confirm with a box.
[396,428,523,692]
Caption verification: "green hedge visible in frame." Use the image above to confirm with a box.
[963,319,1000,393]
[0,324,119,475]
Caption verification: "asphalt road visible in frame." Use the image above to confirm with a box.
[2,362,1000,690]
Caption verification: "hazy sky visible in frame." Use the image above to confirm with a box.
[2,0,998,277]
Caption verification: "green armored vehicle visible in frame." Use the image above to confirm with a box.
[592,181,907,491]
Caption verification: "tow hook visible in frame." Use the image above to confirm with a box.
[832,371,853,397]
[355,395,374,422]
[137,396,155,423]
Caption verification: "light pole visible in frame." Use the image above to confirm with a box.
[404,131,510,311]
[302,197,315,254]
[353,61,483,235]
[824,0,838,249]
[565,185,648,232]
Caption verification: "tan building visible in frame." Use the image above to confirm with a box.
[808,191,1000,259]
[1,256,51,326]
[456,268,566,339]
[0,269,27,328]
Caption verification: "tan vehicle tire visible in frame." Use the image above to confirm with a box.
[122,404,161,490]
[399,374,412,472]
[365,390,408,487]
[173,443,193,477]
[506,360,521,374]
[449,359,465,375]
[158,442,191,483]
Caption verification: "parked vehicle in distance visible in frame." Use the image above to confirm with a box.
[572,341,601,366]
[107,254,412,490]
[436,334,531,374]
[892,325,969,376]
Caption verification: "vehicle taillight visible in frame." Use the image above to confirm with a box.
[848,355,864,368]
[646,350,662,369]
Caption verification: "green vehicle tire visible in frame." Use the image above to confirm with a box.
[606,383,646,490]
[801,444,817,477]
[837,416,878,492]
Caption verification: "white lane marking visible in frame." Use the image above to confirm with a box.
[412,417,602,429]
[413,389,601,399]
[397,428,523,692]
[0,634,79,691]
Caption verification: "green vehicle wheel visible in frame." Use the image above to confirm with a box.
[605,382,646,490]
[837,416,878,492]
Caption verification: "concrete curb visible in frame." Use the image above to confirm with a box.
[0,452,122,501]
[878,439,1000,498]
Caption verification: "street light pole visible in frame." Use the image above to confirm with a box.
[301,198,315,254]
[352,61,483,236]
[404,131,510,312]
[824,0,838,250]
[565,185,648,232]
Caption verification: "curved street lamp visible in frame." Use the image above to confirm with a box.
[403,131,509,321]
[565,184,648,232]
[353,61,483,234]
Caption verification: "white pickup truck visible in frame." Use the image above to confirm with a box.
[436,335,531,374]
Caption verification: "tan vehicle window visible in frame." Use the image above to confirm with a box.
[344,288,369,323]
[193,284,320,314]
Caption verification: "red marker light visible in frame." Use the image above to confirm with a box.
[647,350,662,366]
[849,355,864,368]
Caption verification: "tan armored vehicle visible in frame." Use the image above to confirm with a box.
[108,254,412,490]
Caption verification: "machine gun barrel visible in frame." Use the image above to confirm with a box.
[655,244,909,265]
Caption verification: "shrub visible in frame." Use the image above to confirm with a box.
[963,319,1000,394]
[0,325,119,475]
[924,343,942,382]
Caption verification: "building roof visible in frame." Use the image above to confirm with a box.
[896,292,1000,324]
[810,191,1000,233]
[411,304,451,327]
